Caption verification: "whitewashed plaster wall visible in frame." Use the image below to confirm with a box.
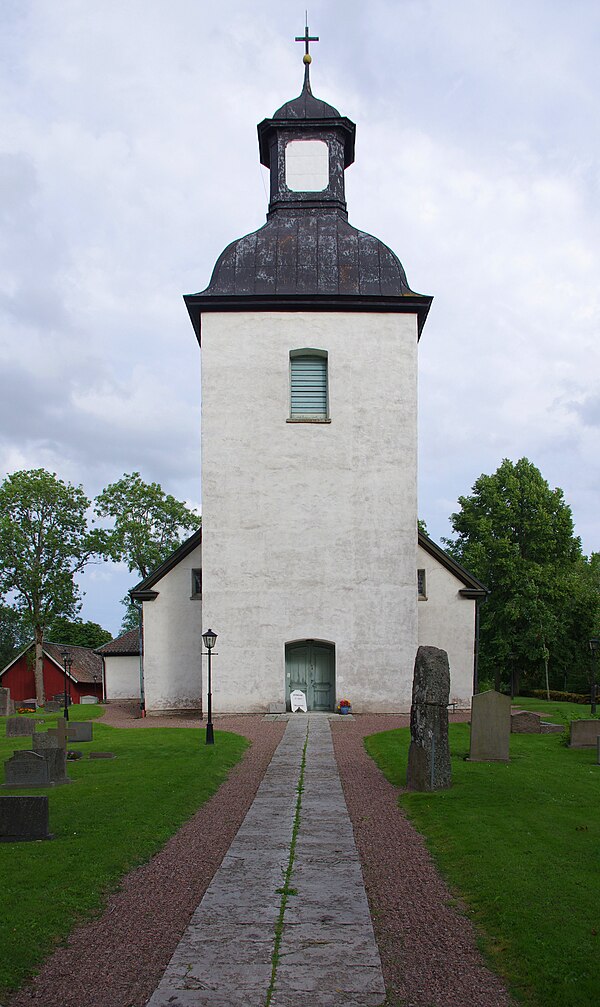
[201,311,418,714]
[104,655,140,701]
[417,543,475,707]
[142,542,202,713]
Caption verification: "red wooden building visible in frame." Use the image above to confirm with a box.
[0,641,103,705]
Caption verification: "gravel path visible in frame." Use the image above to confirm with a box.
[331,713,514,1007]
[7,706,513,1007]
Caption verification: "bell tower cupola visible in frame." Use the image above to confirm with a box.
[184,25,431,341]
[257,28,355,219]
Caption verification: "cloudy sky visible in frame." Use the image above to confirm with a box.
[1,0,599,635]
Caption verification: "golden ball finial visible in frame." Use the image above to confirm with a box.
[303,53,312,64]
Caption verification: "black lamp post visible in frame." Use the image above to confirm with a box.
[61,651,73,721]
[589,638,599,715]
[202,629,218,745]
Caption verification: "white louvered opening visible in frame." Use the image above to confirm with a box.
[290,354,328,418]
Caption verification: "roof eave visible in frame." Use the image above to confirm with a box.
[418,530,489,595]
[184,292,432,346]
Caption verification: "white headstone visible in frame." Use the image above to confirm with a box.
[290,690,307,713]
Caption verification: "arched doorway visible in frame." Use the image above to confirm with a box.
[285,640,335,712]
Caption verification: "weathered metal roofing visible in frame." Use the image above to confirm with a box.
[272,72,340,120]
[185,68,432,340]
[203,213,415,298]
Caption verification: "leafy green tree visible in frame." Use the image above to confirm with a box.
[445,458,596,694]
[45,616,113,650]
[0,469,107,704]
[119,595,141,635]
[95,472,201,581]
[0,604,28,670]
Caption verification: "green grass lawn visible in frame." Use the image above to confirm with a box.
[366,710,600,1007]
[0,710,248,999]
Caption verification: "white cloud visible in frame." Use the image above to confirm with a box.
[1,0,599,633]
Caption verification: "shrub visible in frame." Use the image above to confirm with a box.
[520,689,591,704]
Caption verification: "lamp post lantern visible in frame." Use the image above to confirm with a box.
[202,629,218,745]
[589,638,599,715]
[61,651,73,721]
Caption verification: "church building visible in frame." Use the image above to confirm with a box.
[131,37,487,715]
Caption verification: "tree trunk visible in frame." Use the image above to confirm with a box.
[34,624,46,707]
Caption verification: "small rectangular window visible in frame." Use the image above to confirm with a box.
[191,569,202,599]
[290,352,328,419]
[417,569,427,599]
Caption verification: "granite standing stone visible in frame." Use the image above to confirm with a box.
[32,732,61,751]
[470,690,511,761]
[6,717,36,738]
[3,751,50,788]
[0,796,52,841]
[511,710,542,734]
[80,696,99,704]
[68,722,93,742]
[569,720,600,748]
[0,687,15,716]
[44,701,61,713]
[406,646,452,791]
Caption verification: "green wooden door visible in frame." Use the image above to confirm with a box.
[285,641,334,711]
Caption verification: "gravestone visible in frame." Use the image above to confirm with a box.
[44,701,61,713]
[3,751,50,788]
[80,696,99,705]
[20,700,37,711]
[406,646,452,791]
[470,690,511,761]
[290,690,307,713]
[32,732,60,752]
[511,710,542,734]
[570,720,600,748]
[0,796,52,841]
[0,687,14,716]
[6,717,36,739]
[68,722,93,743]
[48,718,68,749]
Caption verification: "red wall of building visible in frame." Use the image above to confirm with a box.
[0,654,102,704]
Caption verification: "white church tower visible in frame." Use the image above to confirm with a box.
[184,36,432,714]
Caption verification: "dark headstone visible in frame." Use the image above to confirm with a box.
[3,751,50,788]
[20,700,37,711]
[511,711,542,734]
[44,701,61,713]
[470,690,511,761]
[42,748,70,785]
[89,752,115,759]
[0,796,53,841]
[68,722,93,743]
[6,717,36,738]
[406,646,452,791]
[32,733,60,752]
[0,687,14,716]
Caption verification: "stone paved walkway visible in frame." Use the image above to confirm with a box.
[146,715,386,1007]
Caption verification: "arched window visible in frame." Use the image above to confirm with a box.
[289,349,328,420]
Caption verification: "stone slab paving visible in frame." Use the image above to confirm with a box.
[146,715,385,1007]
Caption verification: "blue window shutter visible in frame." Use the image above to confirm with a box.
[290,354,328,417]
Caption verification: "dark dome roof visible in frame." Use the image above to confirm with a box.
[201,213,416,298]
[273,85,340,120]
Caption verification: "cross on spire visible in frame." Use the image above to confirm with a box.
[295,22,319,61]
